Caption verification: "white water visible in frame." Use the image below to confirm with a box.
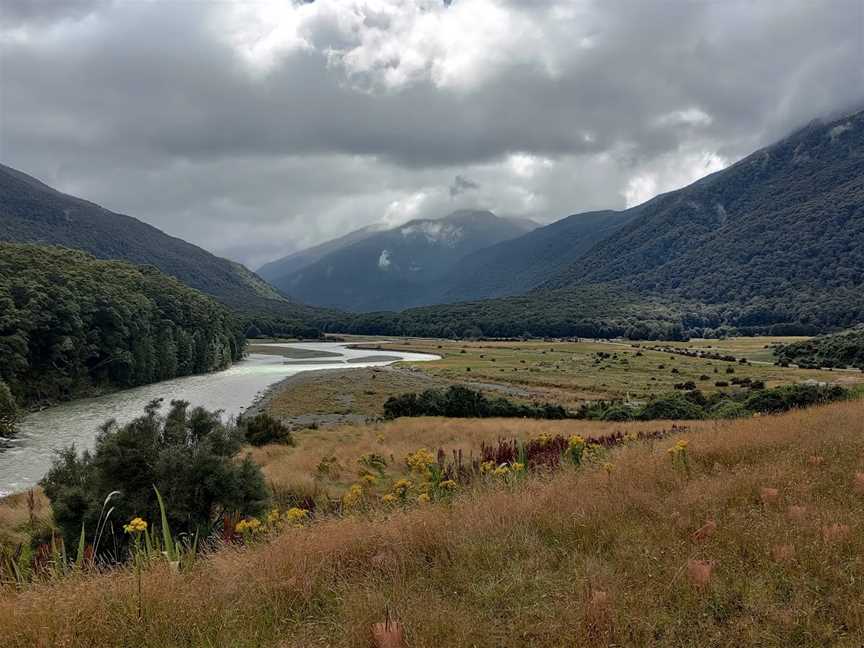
[0,342,438,497]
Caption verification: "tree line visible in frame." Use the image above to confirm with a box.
[0,243,245,412]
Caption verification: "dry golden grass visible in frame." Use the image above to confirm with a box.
[0,489,49,545]
[251,416,707,498]
[4,400,864,647]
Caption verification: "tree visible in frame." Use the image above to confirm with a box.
[41,400,269,550]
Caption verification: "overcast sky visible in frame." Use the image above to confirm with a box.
[1,0,862,269]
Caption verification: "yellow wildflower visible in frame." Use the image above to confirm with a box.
[342,483,364,508]
[493,465,510,477]
[123,517,148,534]
[266,509,281,525]
[235,518,261,534]
[603,462,614,474]
[382,493,397,504]
[406,448,436,474]
[360,473,378,486]
[439,479,457,490]
[511,462,525,473]
[480,461,495,474]
[392,479,413,495]
[568,434,585,449]
[284,507,309,525]
[418,493,431,504]
[537,432,553,447]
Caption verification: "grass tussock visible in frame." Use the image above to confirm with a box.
[3,400,864,647]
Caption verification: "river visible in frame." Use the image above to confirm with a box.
[0,342,438,497]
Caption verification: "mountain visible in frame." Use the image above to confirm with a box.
[258,224,386,282]
[269,210,536,311]
[544,109,864,329]
[334,109,864,339]
[430,209,638,303]
[0,163,324,335]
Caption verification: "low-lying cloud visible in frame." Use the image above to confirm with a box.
[1,0,861,268]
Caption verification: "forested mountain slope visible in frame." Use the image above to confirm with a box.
[776,327,864,370]
[0,164,324,335]
[546,110,864,329]
[430,209,638,303]
[0,243,244,409]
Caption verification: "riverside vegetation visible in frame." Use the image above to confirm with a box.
[0,243,245,412]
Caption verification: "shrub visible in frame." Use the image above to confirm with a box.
[241,412,294,447]
[41,399,269,551]
[638,394,706,421]
[384,386,569,420]
[709,400,749,419]
[601,404,638,421]
[743,384,847,414]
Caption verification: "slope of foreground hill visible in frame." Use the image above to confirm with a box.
[267,210,536,311]
[2,399,863,646]
[0,164,323,336]
[0,243,244,408]
[547,109,864,328]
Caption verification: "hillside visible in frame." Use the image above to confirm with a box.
[328,110,864,339]
[257,224,386,283]
[0,242,244,408]
[776,327,864,370]
[0,164,324,335]
[431,209,638,303]
[4,398,864,646]
[547,110,864,329]
[270,210,536,311]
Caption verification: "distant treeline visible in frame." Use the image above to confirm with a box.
[578,384,850,421]
[384,385,570,420]
[0,243,245,410]
[383,383,850,422]
[312,284,856,342]
[775,328,864,370]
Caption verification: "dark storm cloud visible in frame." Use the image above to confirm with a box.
[1,0,861,268]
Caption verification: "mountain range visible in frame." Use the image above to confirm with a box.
[0,163,325,335]
[261,210,536,312]
[2,107,862,340]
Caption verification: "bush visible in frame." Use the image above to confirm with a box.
[709,400,749,419]
[384,385,569,420]
[241,412,294,447]
[41,399,269,551]
[743,384,847,414]
[638,394,706,421]
[601,404,638,421]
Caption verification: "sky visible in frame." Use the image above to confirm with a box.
[1,0,862,269]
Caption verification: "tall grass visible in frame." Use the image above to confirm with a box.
[2,400,864,646]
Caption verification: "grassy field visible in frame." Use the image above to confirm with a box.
[3,399,864,647]
[347,337,863,410]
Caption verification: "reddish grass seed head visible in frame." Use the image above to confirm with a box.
[687,559,713,589]
[771,544,795,562]
[786,505,808,523]
[822,523,851,543]
[691,519,717,543]
[760,487,779,505]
